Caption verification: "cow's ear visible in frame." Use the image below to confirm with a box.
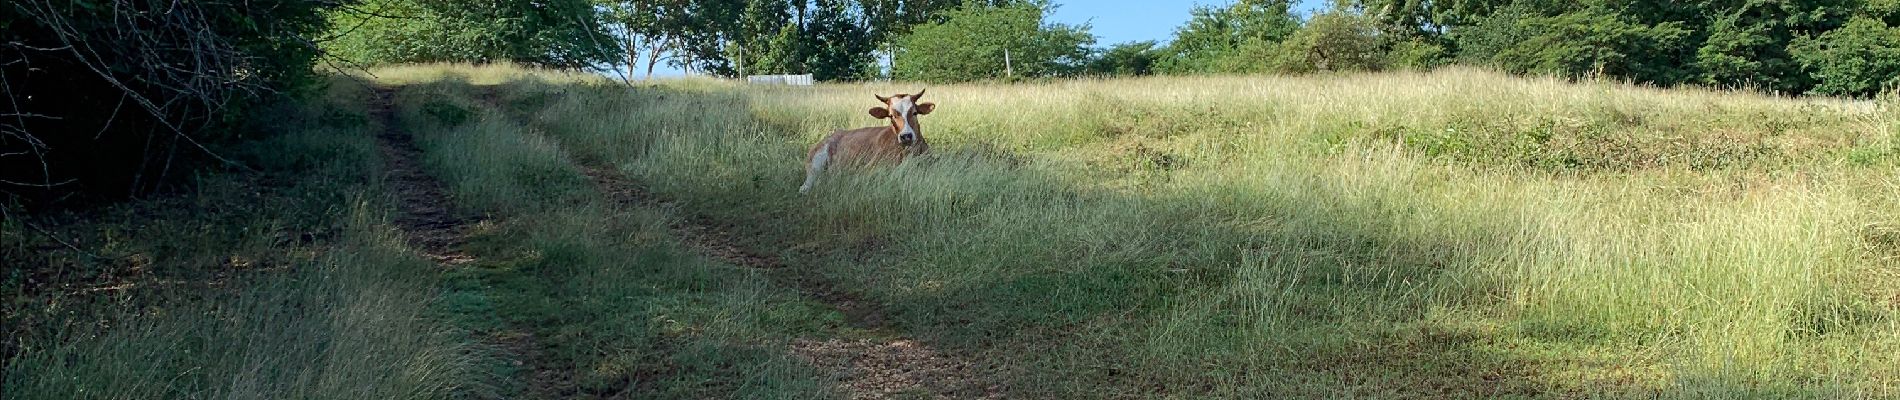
[869,107,891,119]
[915,102,935,115]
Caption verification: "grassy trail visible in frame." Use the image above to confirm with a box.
[568,144,1004,399]
[467,84,1006,398]
[365,86,571,397]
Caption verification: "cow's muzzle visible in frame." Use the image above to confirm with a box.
[898,133,917,146]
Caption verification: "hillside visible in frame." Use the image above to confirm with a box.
[7,64,1898,398]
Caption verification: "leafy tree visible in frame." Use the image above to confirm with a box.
[859,0,971,74]
[1687,0,1856,93]
[1087,41,1164,76]
[893,1,1095,82]
[326,0,618,69]
[805,0,880,80]
[4,0,340,198]
[597,0,700,80]
[1263,10,1395,73]
[1791,16,1900,97]
[731,0,796,75]
[1157,0,1301,74]
[1455,5,1692,84]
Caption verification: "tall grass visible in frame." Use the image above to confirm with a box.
[384,77,838,398]
[2,78,485,399]
[382,63,1899,397]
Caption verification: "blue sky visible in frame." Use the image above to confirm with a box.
[637,0,1327,77]
[1049,0,1326,46]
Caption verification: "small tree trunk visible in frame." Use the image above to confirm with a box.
[645,37,663,81]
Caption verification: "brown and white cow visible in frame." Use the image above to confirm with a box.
[799,90,936,194]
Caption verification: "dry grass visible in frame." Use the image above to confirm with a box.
[476,62,1897,397]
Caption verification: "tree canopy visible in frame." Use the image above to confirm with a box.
[893,1,1094,82]
[327,0,618,69]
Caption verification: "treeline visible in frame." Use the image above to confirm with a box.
[323,0,1057,82]
[325,0,1900,97]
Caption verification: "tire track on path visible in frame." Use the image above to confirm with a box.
[573,164,1004,400]
[478,86,1006,399]
[367,87,563,398]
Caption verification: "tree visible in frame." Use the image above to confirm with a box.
[599,0,689,80]
[892,1,1095,82]
[805,0,880,80]
[1791,16,1900,97]
[1688,0,1856,93]
[1157,0,1301,74]
[4,0,340,198]
[326,0,618,69]
[859,0,970,74]
[1263,10,1395,73]
[1087,41,1164,76]
[1455,4,1692,84]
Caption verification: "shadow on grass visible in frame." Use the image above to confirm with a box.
[445,78,1579,398]
[418,73,1882,399]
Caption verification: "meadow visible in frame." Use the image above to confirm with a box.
[6,63,1899,398]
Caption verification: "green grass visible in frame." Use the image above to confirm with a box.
[402,63,1900,397]
[2,79,486,399]
[387,77,839,398]
[10,63,1898,399]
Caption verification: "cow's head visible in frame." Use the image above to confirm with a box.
[869,90,934,148]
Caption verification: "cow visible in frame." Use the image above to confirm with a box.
[799,90,936,194]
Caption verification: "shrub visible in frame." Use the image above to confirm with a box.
[1,0,337,200]
[1790,17,1900,97]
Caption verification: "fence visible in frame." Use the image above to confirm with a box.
[745,74,814,86]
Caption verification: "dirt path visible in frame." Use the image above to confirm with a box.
[574,164,1004,400]
[367,87,564,398]
[465,84,1002,399]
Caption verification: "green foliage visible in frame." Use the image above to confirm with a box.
[2,0,340,199]
[1086,41,1164,76]
[324,0,618,68]
[1685,0,1857,93]
[3,77,484,400]
[1456,5,1692,84]
[893,1,1095,82]
[1791,16,1900,97]
[1156,0,1301,74]
[1259,11,1397,73]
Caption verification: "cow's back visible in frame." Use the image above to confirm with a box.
[812,126,905,167]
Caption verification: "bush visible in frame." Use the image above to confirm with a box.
[1455,6,1693,84]
[1790,17,1900,97]
[1,0,337,200]
[322,0,618,69]
[1265,11,1390,73]
[1207,10,1445,75]
[893,2,1094,82]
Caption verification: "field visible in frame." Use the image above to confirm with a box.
[7,63,1900,398]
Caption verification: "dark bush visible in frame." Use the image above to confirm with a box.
[1,0,339,202]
